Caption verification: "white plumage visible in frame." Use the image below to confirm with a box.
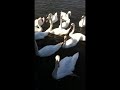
[60,11,71,21]
[50,15,71,35]
[62,23,86,48]
[52,52,79,79]
[79,15,86,27]
[35,41,63,57]
[48,12,58,23]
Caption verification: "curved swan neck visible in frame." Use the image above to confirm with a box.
[49,18,53,29]
[45,17,53,32]
[66,25,72,35]
[67,11,71,17]
[63,35,68,46]
[59,15,62,28]
[69,24,75,36]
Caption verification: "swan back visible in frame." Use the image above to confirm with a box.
[35,32,48,40]
[80,33,86,41]
[38,42,63,57]
[50,24,71,36]
[69,52,79,71]
[62,38,75,48]
[52,52,79,79]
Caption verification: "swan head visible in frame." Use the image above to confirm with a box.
[68,11,71,16]
[55,55,60,62]
[55,55,60,67]
[81,15,85,19]
[46,14,52,22]
[37,17,45,26]
[71,23,75,27]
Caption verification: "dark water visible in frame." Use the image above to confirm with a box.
[34,0,85,90]
[35,0,85,34]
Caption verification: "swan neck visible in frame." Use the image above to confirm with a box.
[66,19,70,23]
[42,17,45,23]
[69,24,75,36]
[53,59,60,79]
[60,15,62,28]
[45,19,53,32]
[67,12,71,17]
[49,19,53,29]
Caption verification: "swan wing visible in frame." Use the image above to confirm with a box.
[58,56,73,74]
[34,19,38,26]
[69,52,79,71]
[62,38,79,48]
[35,32,48,40]
[38,43,62,57]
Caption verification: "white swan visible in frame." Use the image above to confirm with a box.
[79,15,86,27]
[52,52,79,80]
[35,32,48,40]
[47,12,58,23]
[50,15,71,36]
[34,17,45,27]
[35,14,53,40]
[61,11,71,21]
[62,23,86,48]
[35,41,64,57]
[59,18,70,29]
[38,17,45,26]
[34,25,43,32]
[34,17,45,32]
[34,19,39,27]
